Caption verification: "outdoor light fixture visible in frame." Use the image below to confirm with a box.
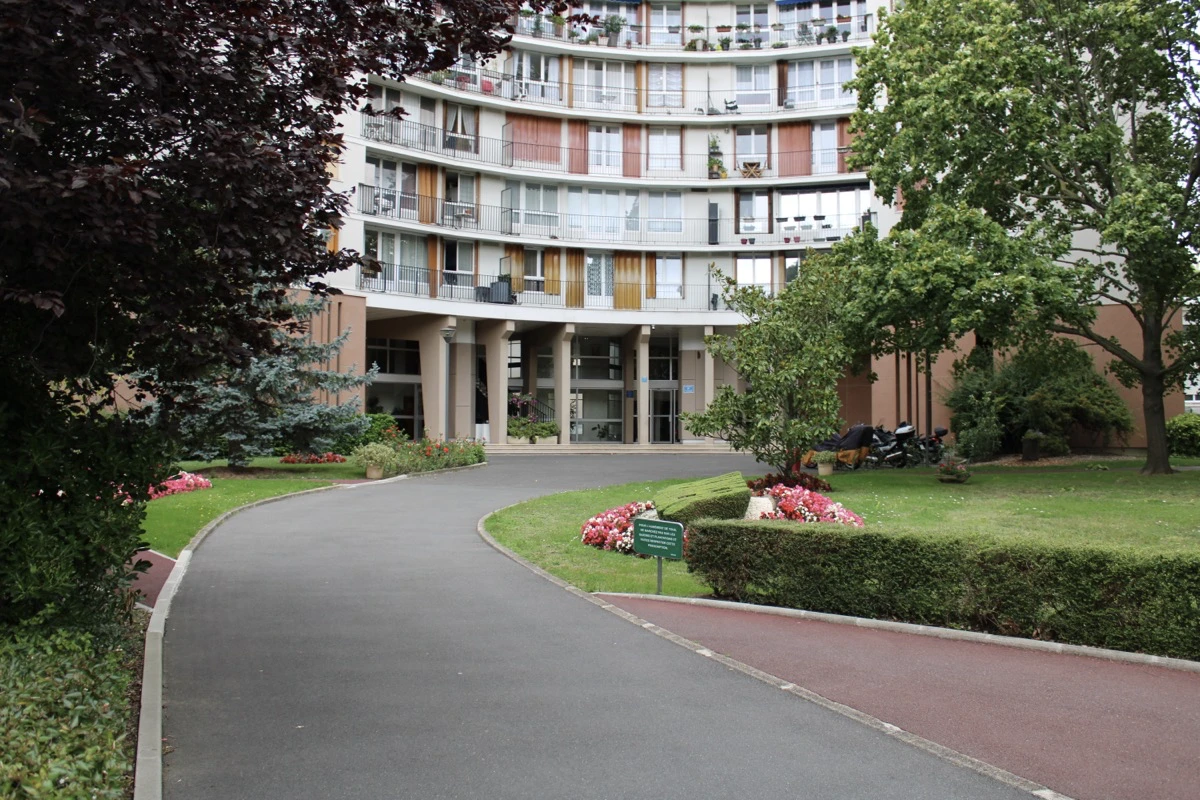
[440,327,455,344]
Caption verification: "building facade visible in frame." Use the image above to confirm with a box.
[324,0,892,445]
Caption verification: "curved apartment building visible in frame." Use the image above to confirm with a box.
[324,1,896,445]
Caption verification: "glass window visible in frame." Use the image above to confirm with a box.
[813,121,838,174]
[777,185,871,233]
[649,3,683,44]
[574,60,636,110]
[738,190,770,232]
[788,57,856,107]
[655,254,683,299]
[445,103,477,152]
[648,127,681,171]
[647,63,683,108]
[735,125,769,168]
[366,338,421,376]
[736,255,773,292]
[735,64,772,107]
[443,240,474,286]
[514,50,561,100]
[588,124,622,173]
[648,192,682,232]
[523,248,545,291]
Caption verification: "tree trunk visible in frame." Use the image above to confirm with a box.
[1140,370,1173,475]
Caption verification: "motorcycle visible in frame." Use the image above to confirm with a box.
[864,422,916,468]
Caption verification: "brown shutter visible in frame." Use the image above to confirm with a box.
[837,117,851,173]
[565,249,585,308]
[326,228,339,253]
[777,60,788,107]
[426,235,439,298]
[778,121,812,177]
[568,119,588,174]
[614,251,641,310]
[510,113,563,164]
[505,244,526,292]
[544,248,562,295]
[417,164,438,223]
[645,252,657,300]
[623,124,641,178]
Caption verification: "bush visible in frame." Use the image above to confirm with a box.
[349,442,399,474]
[1166,413,1200,456]
[0,624,138,799]
[655,472,749,526]
[685,519,1200,660]
[332,413,398,454]
[506,417,560,443]
[394,436,486,474]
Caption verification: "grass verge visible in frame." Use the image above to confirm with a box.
[142,478,331,557]
[485,478,710,597]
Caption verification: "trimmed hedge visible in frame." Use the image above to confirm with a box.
[1166,413,1200,457]
[685,519,1200,660]
[655,472,750,526]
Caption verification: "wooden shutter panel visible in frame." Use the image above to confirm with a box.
[417,164,438,223]
[505,244,525,293]
[645,252,656,300]
[544,248,561,295]
[565,249,585,308]
[614,251,641,310]
[623,124,642,178]
[778,121,812,177]
[837,117,852,173]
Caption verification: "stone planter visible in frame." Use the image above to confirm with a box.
[365,465,384,480]
[817,462,835,477]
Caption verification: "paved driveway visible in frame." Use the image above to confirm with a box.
[163,455,1030,800]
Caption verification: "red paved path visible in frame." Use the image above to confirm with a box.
[130,550,175,607]
[600,595,1200,800]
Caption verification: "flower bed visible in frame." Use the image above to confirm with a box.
[148,471,212,500]
[581,501,654,554]
[758,484,863,526]
[394,435,486,473]
[746,470,832,496]
[279,452,346,464]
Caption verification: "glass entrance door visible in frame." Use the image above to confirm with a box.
[651,389,677,443]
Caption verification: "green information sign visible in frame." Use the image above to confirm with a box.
[633,519,684,561]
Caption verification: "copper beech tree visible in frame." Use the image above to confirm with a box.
[0,0,562,623]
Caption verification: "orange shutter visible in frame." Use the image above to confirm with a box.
[614,251,641,310]
[778,121,812,177]
[568,119,588,174]
[645,252,657,300]
[623,124,641,178]
[837,117,852,173]
[505,244,526,293]
[544,248,562,295]
[565,249,585,308]
[417,164,438,223]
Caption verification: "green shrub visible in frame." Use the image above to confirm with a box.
[349,442,399,474]
[333,413,400,454]
[685,519,1200,660]
[394,436,486,473]
[655,472,749,526]
[1166,413,1200,456]
[507,417,560,443]
[0,624,138,799]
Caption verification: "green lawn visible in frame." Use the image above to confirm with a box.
[142,478,332,557]
[485,467,1200,600]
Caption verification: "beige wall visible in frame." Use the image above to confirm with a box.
[308,292,369,408]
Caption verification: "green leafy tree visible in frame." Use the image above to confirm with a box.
[171,294,376,468]
[683,269,848,473]
[847,0,1200,474]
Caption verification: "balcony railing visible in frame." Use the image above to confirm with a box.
[356,185,870,248]
[359,266,737,312]
[510,13,874,51]
[360,115,858,180]
[418,64,856,116]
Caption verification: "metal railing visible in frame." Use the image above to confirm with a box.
[510,13,874,51]
[359,267,738,312]
[418,64,856,116]
[360,114,858,180]
[356,185,868,248]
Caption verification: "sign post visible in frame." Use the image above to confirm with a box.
[632,518,685,595]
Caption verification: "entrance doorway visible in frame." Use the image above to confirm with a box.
[650,389,678,443]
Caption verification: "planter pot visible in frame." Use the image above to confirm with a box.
[1022,439,1041,461]
[817,462,835,477]
[365,465,384,480]
[938,475,969,484]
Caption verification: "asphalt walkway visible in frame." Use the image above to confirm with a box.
[161,455,1197,799]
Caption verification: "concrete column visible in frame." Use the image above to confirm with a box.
[701,326,715,443]
[414,315,457,441]
[636,328,650,446]
[551,324,575,444]
[521,336,537,399]
[477,319,515,445]
[447,333,474,440]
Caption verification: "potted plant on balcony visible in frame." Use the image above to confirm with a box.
[841,29,851,41]
[604,15,625,47]
[549,13,566,36]
[718,36,732,50]
[735,22,750,31]
[826,25,840,43]
[716,23,732,33]
[708,134,722,155]
[708,155,727,179]
[688,23,704,34]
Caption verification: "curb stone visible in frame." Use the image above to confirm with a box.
[133,460,488,800]
[475,506,1079,800]
[599,594,1200,674]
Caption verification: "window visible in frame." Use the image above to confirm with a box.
[585,252,615,306]
[655,253,683,299]
[513,51,561,100]
[365,84,403,112]
[735,125,768,169]
[788,57,855,107]
[443,240,474,286]
[367,383,423,440]
[572,389,624,443]
[573,336,623,380]
[519,182,559,227]
[736,255,772,292]
[648,3,682,44]
[523,248,545,291]
[648,192,682,233]
[735,64,771,107]
[777,185,871,236]
[588,124,622,173]
[813,121,838,174]
[735,3,770,41]
[738,190,770,233]
[784,251,806,284]
[649,336,679,380]
[647,63,683,108]
[366,338,421,376]
[574,60,636,110]
[365,156,417,214]
[445,172,475,204]
[648,127,681,171]
[445,103,478,151]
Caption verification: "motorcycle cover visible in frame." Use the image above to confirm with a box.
[799,423,872,469]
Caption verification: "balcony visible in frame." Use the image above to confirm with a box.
[510,13,874,52]
[359,266,736,312]
[360,115,859,180]
[356,185,871,248]
[416,65,856,117]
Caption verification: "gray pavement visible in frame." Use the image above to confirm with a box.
[163,455,1030,800]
